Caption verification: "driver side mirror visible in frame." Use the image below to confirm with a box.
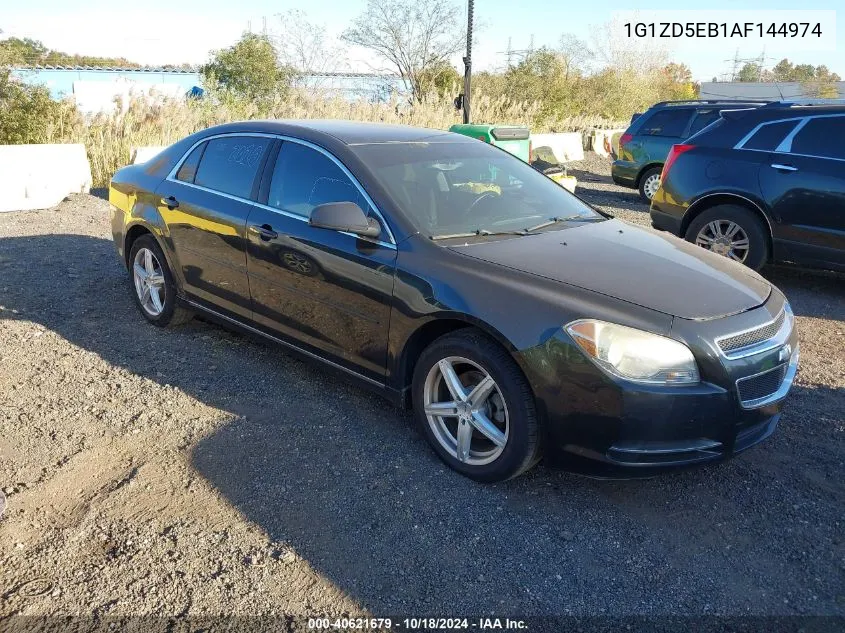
[309,201,381,239]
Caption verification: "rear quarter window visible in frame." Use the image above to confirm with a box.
[638,109,692,138]
[176,142,206,183]
[742,120,800,151]
[688,110,720,135]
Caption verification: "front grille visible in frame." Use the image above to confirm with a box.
[736,363,788,404]
[718,309,785,354]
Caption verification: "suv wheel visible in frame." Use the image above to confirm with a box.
[412,330,541,482]
[638,166,662,202]
[129,234,193,327]
[685,205,769,270]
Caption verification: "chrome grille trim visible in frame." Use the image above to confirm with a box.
[715,304,793,359]
[736,344,800,410]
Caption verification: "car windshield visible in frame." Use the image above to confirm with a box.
[351,141,604,239]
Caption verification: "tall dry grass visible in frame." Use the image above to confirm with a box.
[47,90,625,188]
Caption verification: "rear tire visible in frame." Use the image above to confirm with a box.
[412,329,541,482]
[128,234,193,327]
[638,166,662,202]
[685,205,769,271]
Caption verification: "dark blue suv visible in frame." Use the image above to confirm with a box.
[651,102,845,272]
[612,100,767,202]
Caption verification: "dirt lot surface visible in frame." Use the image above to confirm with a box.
[0,154,843,624]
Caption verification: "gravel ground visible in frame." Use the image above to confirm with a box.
[0,155,843,625]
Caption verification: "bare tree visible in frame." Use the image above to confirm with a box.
[274,9,347,81]
[341,0,464,101]
[557,34,592,80]
[589,18,667,74]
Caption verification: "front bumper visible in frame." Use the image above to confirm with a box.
[519,295,799,478]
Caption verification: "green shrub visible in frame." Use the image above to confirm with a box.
[0,69,74,144]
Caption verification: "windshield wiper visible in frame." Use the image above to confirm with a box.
[526,214,603,232]
[430,228,528,241]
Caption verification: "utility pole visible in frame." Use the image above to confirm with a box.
[461,0,474,124]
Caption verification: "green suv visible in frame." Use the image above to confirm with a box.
[611,100,766,202]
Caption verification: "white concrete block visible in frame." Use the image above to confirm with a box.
[0,144,92,213]
[531,133,584,163]
[590,128,627,157]
[131,146,167,164]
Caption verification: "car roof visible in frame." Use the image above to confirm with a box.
[649,100,768,110]
[721,103,845,125]
[196,119,467,146]
[756,103,845,115]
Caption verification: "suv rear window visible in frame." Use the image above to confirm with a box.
[743,120,800,151]
[639,109,692,137]
[789,117,845,160]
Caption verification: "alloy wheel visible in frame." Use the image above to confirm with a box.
[132,247,166,316]
[423,356,509,466]
[643,173,661,199]
[695,220,750,262]
[283,252,313,274]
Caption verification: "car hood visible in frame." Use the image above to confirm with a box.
[448,219,771,320]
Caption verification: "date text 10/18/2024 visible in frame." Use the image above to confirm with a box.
[308,618,528,630]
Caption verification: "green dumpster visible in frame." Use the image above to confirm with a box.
[449,124,531,162]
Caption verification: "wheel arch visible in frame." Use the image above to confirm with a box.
[124,223,154,268]
[635,162,664,187]
[394,314,522,409]
[682,193,774,251]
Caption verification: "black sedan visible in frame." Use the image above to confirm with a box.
[109,120,798,482]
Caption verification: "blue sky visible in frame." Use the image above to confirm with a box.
[2,0,841,80]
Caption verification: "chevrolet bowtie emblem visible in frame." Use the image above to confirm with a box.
[778,344,792,363]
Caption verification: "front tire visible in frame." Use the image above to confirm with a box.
[685,205,769,270]
[412,329,541,482]
[128,234,192,327]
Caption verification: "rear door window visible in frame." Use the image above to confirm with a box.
[193,136,273,199]
[742,120,800,151]
[267,142,370,218]
[788,117,845,159]
[639,109,693,137]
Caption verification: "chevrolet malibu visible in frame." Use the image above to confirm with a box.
[109,121,799,482]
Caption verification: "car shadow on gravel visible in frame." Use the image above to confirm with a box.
[1,233,843,616]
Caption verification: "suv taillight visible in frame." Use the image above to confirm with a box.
[662,144,695,179]
[619,133,633,147]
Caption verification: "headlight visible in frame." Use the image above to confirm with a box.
[566,320,699,385]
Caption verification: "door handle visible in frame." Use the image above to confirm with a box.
[771,163,798,172]
[160,196,179,209]
[248,223,278,241]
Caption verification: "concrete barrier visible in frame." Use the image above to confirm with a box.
[530,133,584,163]
[131,145,167,164]
[0,144,92,213]
[590,128,627,158]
